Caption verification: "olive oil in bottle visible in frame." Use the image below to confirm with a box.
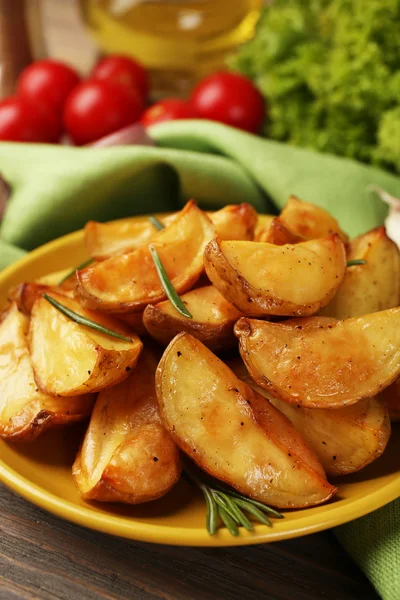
[79,0,262,96]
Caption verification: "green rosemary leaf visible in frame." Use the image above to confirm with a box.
[149,244,193,319]
[212,492,241,524]
[42,294,133,343]
[204,487,218,535]
[58,258,94,286]
[234,498,272,527]
[218,506,239,536]
[346,259,366,267]
[211,481,283,518]
[148,215,165,231]
[220,493,254,531]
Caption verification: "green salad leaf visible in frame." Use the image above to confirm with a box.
[231,0,400,173]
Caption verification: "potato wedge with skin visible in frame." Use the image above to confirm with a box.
[30,292,142,396]
[255,217,304,245]
[143,286,243,350]
[381,378,400,422]
[229,358,391,476]
[76,201,215,313]
[84,215,176,261]
[321,227,400,320]
[235,310,400,409]
[0,303,94,441]
[156,333,336,509]
[280,196,348,242]
[8,282,74,315]
[85,204,257,262]
[73,349,181,503]
[204,235,346,317]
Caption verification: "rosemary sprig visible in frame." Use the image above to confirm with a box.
[346,259,366,267]
[58,258,94,286]
[148,215,165,231]
[149,244,193,319]
[42,294,132,342]
[183,460,283,536]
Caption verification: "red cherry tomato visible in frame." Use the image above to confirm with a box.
[190,71,265,134]
[91,55,148,100]
[63,79,144,145]
[140,98,195,127]
[17,59,81,117]
[0,97,62,143]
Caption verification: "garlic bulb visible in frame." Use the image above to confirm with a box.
[369,185,400,249]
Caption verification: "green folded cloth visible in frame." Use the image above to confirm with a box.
[0,120,399,599]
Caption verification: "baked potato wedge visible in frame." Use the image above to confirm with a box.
[8,282,74,315]
[143,285,243,350]
[0,303,94,441]
[280,196,348,242]
[76,200,215,313]
[381,378,400,422]
[235,310,400,408]
[204,235,346,317]
[156,333,336,509]
[73,348,181,503]
[229,358,391,476]
[30,292,142,396]
[321,227,400,319]
[85,204,257,262]
[255,218,304,245]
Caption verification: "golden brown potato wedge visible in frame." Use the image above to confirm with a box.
[85,204,257,262]
[0,303,94,442]
[76,200,215,313]
[73,349,181,503]
[30,292,142,396]
[255,217,304,245]
[210,203,257,241]
[84,215,176,261]
[229,358,391,476]
[204,235,346,317]
[156,333,336,509]
[235,310,400,409]
[321,227,400,319]
[381,378,400,422]
[143,285,243,350]
[8,282,74,315]
[280,196,348,242]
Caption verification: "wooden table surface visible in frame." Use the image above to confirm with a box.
[0,2,381,599]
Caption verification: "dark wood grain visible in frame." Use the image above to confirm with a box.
[0,484,378,600]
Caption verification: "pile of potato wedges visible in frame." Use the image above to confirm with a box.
[1,196,399,514]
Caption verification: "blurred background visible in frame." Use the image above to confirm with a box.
[1,0,399,174]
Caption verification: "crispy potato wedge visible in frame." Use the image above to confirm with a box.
[156,333,336,509]
[84,215,176,261]
[210,203,257,241]
[235,311,400,408]
[117,311,147,336]
[204,235,346,317]
[381,378,400,422]
[255,217,304,245]
[143,285,243,350]
[8,282,74,315]
[30,292,142,396]
[321,227,400,319]
[76,200,215,313]
[73,349,181,503]
[85,204,257,261]
[280,196,348,242]
[0,303,94,441]
[229,358,391,476]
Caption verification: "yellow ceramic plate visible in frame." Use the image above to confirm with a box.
[1,215,399,547]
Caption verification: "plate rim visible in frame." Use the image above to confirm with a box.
[1,217,400,547]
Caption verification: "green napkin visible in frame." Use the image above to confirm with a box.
[0,120,399,599]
